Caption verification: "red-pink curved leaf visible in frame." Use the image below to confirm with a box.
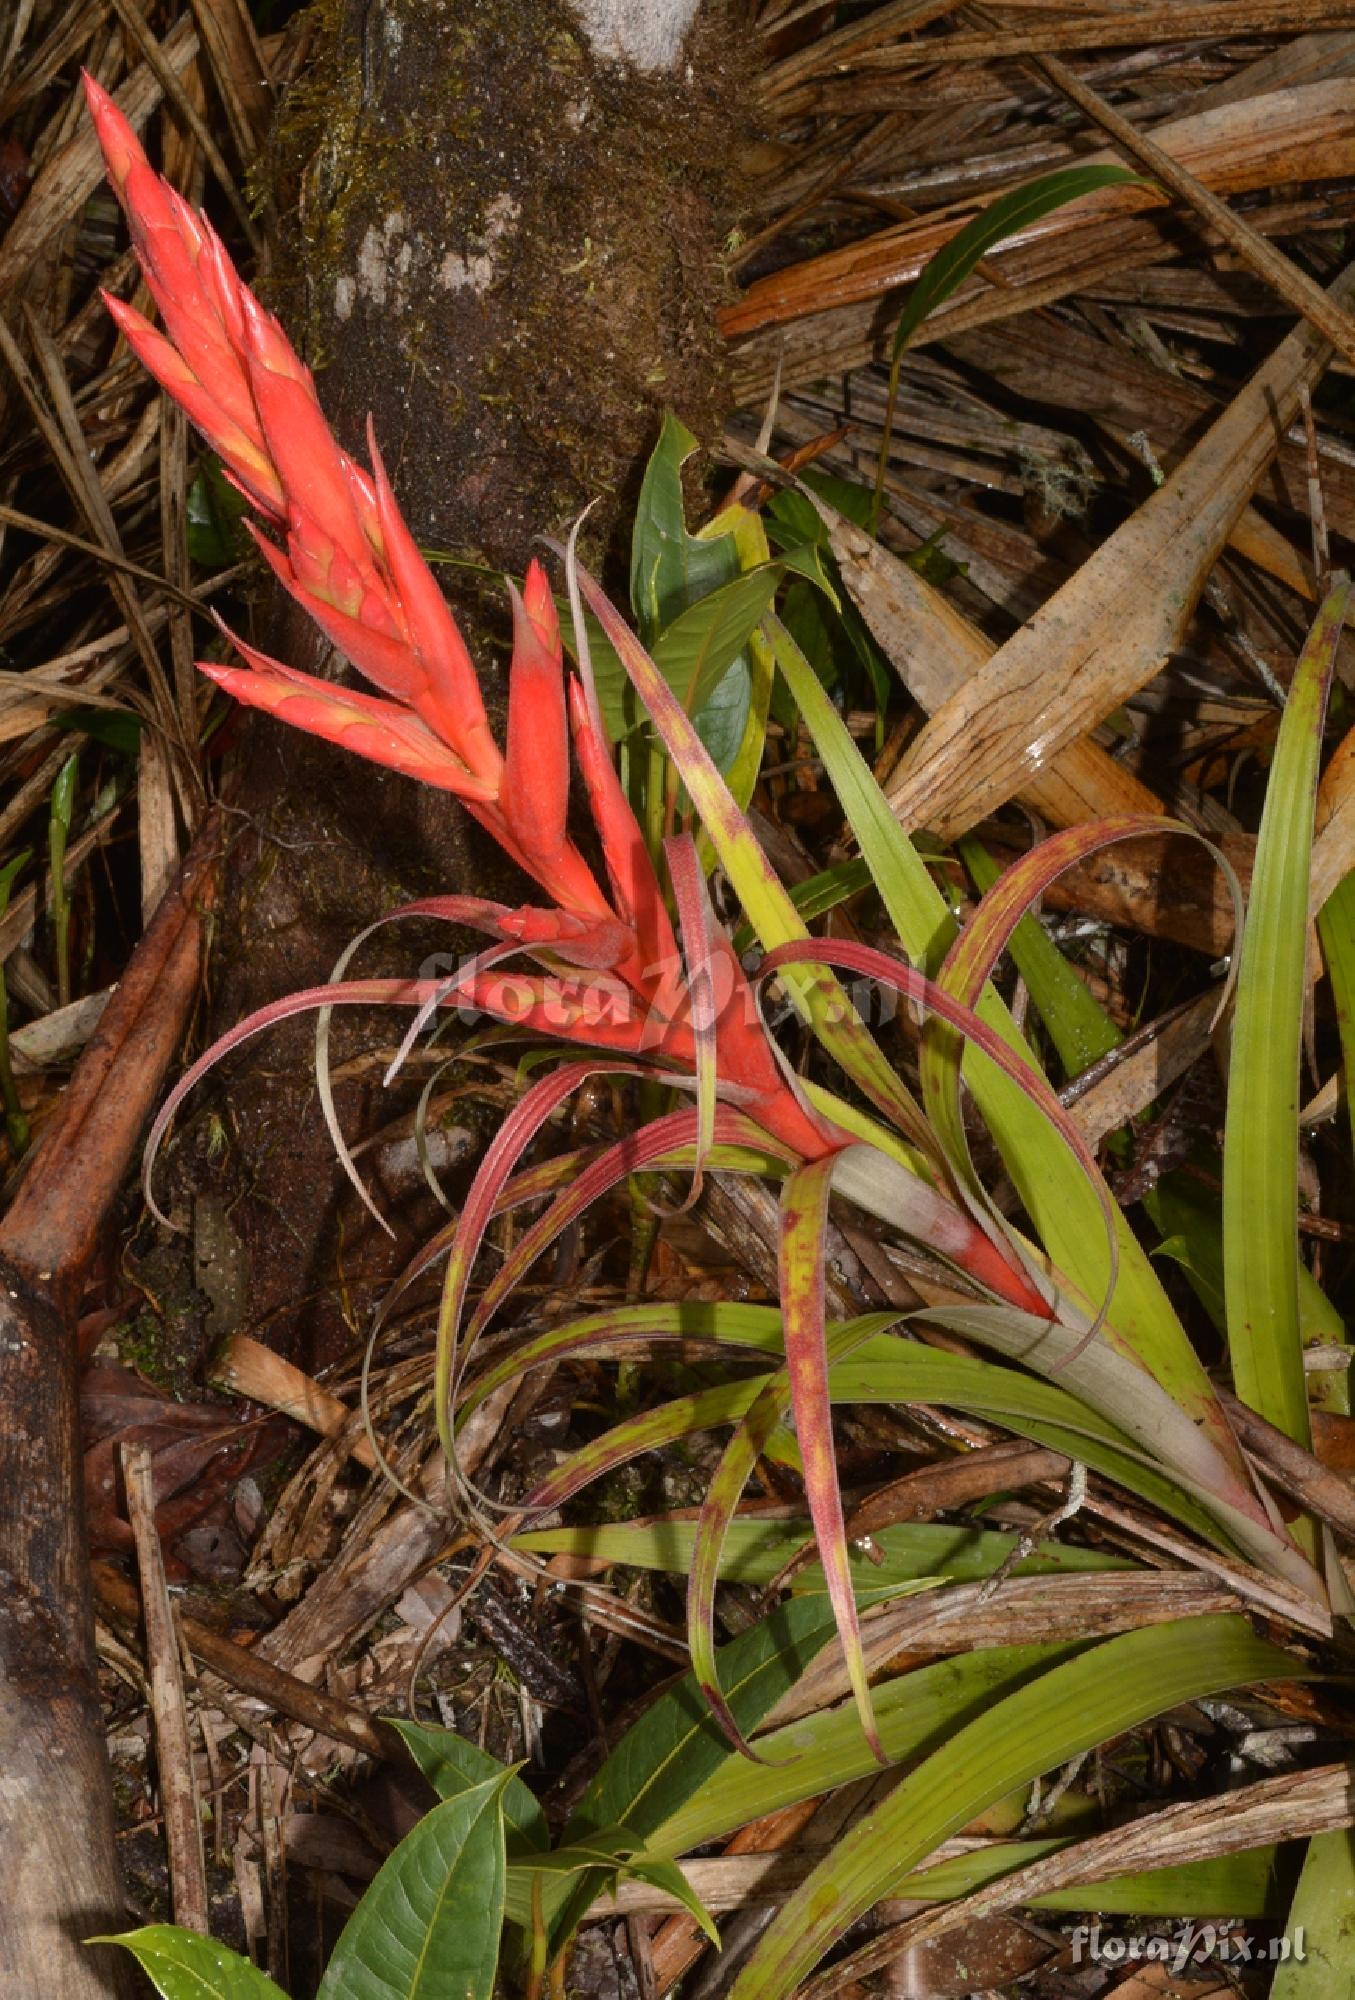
[665,834,722,1203]
[762,940,1109,1332]
[777,1155,885,1762]
[144,975,451,1226]
[690,1272,898,1762]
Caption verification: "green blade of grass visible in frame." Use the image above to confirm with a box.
[1225,584,1349,1450]
[872,164,1144,524]
[515,1517,1131,1590]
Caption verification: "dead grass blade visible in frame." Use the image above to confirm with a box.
[187,0,273,162]
[1035,52,1355,365]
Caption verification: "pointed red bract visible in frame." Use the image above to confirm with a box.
[500,561,571,872]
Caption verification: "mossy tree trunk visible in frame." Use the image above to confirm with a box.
[195,1,735,1365]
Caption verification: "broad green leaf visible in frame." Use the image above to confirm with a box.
[1225,586,1349,1450]
[51,704,142,755]
[506,1832,718,1946]
[728,1617,1308,1999]
[186,454,252,566]
[692,650,752,774]
[567,1596,840,1846]
[702,512,782,812]
[90,1928,287,1999]
[621,1854,720,1944]
[1272,1829,1355,1999]
[595,573,779,744]
[630,412,737,645]
[654,568,781,727]
[388,1721,546,1853]
[513,1517,1131,1590]
[873,165,1144,518]
[317,1772,508,2000]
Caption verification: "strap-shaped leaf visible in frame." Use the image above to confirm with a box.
[728,1618,1308,2000]
[1225,585,1349,1448]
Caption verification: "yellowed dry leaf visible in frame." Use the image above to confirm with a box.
[821,499,1166,826]
[884,260,1355,840]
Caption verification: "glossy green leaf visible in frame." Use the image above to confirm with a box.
[316,1772,508,2000]
[89,1929,287,1999]
[1225,585,1349,1449]
[507,1831,719,1946]
[692,502,783,827]
[692,652,752,775]
[541,1597,840,1948]
[657,568,781,723]
[186,454,252,566]
[568,1597,840,1846]
[728,1617,1308,1999]
[388,1721,546,1853]
[630,412,735,645]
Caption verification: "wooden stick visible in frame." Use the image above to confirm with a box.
[122,1443,209,1935]
[0,810,222,1998]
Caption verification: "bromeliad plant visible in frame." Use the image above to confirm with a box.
[91,63,1330,1681]
[88,75,1353,2000]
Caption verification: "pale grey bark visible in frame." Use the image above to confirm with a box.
[569,0,704,70]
